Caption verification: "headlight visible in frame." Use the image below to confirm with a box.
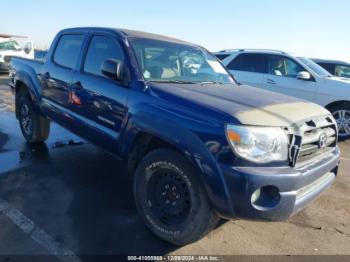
[226,124,289,163]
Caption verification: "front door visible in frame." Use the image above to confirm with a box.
[70,34,129,152]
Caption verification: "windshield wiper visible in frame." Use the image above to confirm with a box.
[149,80,197,84]
[200,81,224,85]
[148,80,225,85]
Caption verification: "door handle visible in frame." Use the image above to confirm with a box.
[72,81,83,90]
[266,79,276,85]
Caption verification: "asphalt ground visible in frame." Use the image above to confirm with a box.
[0,73,349,261]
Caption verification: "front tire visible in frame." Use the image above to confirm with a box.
[18,95,50,143]
[133,149,218,246]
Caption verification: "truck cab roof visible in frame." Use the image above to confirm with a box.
[59,27,195,46]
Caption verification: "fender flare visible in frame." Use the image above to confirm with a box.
[14,68,42,105]
[13,68,43,118]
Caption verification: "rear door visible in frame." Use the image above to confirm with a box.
[40,34,85,123]
[262,54,317,101]
[70,33,129,152]
[226,53,266,87]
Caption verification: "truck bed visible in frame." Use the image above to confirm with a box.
[10,57,43,75]
[9,57,44,96]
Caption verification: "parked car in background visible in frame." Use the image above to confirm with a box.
[214,49,350,139]
[312,58,350,79]
[0,34,34,72]
[9,28,340,245]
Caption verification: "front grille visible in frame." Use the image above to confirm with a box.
[289,115,337,166]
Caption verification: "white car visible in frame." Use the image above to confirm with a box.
[214,49,350,139]
[0,34,34,72]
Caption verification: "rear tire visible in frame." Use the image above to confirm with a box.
[133,149,218,246]
[328,103,350,141]
[18,95,50,143]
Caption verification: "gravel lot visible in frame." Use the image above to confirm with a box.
[0,73,349,259]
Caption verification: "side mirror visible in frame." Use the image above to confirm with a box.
[297,71,311,81]
[24,47,31,54]
[101,59,123,80]
[23,42,33,54]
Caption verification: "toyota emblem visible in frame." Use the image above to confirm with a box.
[318,133,327,149]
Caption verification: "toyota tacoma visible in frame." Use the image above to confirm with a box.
[9,28,340,245]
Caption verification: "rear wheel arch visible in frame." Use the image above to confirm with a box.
[15,80,30,95]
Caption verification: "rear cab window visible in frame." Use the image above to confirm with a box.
[53,34,84,69]
[227,53,267,73]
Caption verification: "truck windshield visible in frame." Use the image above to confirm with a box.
[0,40,20,50]
[129,38,233,84]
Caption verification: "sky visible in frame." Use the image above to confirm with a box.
[1,0,349,62]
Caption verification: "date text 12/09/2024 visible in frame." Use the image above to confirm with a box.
[127,255,220,261]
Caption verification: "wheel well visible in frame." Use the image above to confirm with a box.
[127,132,183,176]
[325,100,350,111]
[15,81,30,119]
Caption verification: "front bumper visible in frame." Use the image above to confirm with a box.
[218,146,340,221]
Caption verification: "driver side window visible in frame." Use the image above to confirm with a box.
[84,35,125,78]
[267,55,304,78]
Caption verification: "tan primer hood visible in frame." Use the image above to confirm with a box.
[236,101,331,127]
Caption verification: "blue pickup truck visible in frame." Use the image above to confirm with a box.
[9,27,340,245]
